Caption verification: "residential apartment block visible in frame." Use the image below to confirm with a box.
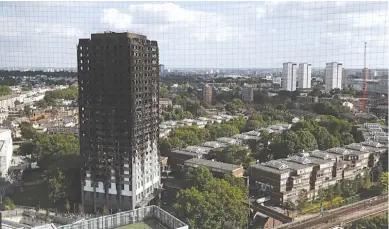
[202,84,213,106]
[282,62,298,91]
[297,63,312,89]
[242,85,254,102]
[325,62,343,91]
[249,141,386,206]
[78,32,160,212]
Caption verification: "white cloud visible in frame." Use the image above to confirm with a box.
[100,3,239,42]
[101,8,133,30]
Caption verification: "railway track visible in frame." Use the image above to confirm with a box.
[275,195,388,229]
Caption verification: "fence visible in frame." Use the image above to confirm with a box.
[57,205,188,229]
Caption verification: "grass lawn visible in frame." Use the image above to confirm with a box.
[115,218,168,229]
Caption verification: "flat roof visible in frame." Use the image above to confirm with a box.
[307,157,334,166]
[250,163,293,175]
[185,158,242,172]
[281,159,313,170]
[233,134,260,140]
[170,150,201,157]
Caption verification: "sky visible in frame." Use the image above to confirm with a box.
[0,1,388,69]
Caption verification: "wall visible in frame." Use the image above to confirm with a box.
[0,129,13,177]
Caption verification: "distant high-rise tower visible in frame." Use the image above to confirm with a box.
[159,64,165,77]
[78,32,161,212]
[282,62,297,91]
[342,69,349,87]
[297,63,312,89]
[242,85,254,102]
[203,84,213,106]
[325,62,343,91]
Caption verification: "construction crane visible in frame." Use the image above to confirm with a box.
[362,42,367,110]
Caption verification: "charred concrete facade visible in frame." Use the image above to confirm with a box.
[78,32,160,212]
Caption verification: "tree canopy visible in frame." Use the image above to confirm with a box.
[0,85,12,96]
[159,86,169,98]
[269,130,318,159]
[44,86,78,105]
[207,145,254,169]
[174,167,248,229]
[20,122,37,139]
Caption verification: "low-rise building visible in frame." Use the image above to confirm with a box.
[249,141,385,206]
[184,158,244,178]
[47,126,79,136]
[202,141,228,149]
[167,149,204,169]
[216,137,243,145]
[296,96,319,104]
[233,133,260,141]
[159,98,172,109]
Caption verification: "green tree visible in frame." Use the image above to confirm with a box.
[341,85,356,96]
[253,90,270,105]
[313,127,340,150]
[340,132,355,145]
[18,141,35,155]
[223,174,248,199]
[36,99,48,109]
[208,145,254,169]
[226,99,244,114]
[297,189,308,210]
[232,117,248,133]
[269,130,317,159]
[327,185,334,200]
[207,124,239,140]
[2,197,16,210]
[43,169,66,205]
[23,105,32,118]
[159,86,169,98]
[51,132,80,156]
[20,122,37,139]
[245,120,262,131]
[174,178,247,229]
[44,86,78,103]
[0,85,12,96]
[186,166,213,190]
[380,172,388,192]
[159,139,172,156]
[64,200,71,213]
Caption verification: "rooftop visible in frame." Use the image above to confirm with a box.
[251,162,293,175]
[185,158,242,173]
[58,205,187,229]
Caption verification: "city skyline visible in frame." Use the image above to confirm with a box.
[0,1,388,69]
